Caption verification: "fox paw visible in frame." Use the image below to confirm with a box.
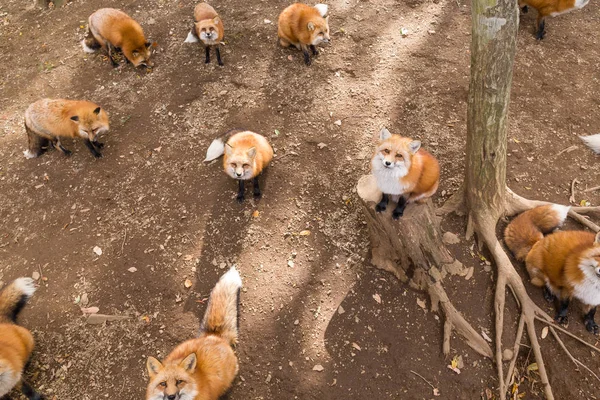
[375,203,387,213]
[392,210,404,220]
[93,152,103,159]
[236,195,245,203]
[585,320,599,335]
[253,190,262,198]
[543,286,555,302]
[555,315,569,326]
[94,141,105,149]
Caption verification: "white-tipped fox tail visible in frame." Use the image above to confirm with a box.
[204,138,225,162]
[184,30,200,43]
[314,4,329,17]
[580,134,600,154]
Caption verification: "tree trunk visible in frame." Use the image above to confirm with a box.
[465,0,519,225]
[357,174,493,358]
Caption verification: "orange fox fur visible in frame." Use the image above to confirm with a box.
[505,205,600,333]
[0,278,43,400]
[146,268,242,400]
[24,99,109,159]
[519,0,589,39]
[204,130,273,202]
[82,8,153,68]
[278,3,330,65]
[184,3,225,66]
[371,128,440,219]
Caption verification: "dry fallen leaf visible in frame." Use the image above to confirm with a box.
[287,260,294,268]
[81,306,99,315]
[183,255,193,261]
[527,362,538,372]
[128,267,137,273]
[416,298,426,310]
[32,271,40,281]
[299,230,311,236]
[312,364,324,372]
[541,326,549,339]
[252,210,260,218]
[184,279,193,288]
[351,342,361,351]
[93,246,102,256]
[373,293,382,304]
[433,388,440,396]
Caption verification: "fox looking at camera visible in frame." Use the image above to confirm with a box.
[184,3,225,66]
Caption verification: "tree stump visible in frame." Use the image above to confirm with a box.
[357,174,493,358]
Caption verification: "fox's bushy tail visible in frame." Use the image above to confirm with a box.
[0,278,36,324]
[580,134,600,155]
[200,267,242,347]
[204,129,245,162]
[504,204,570,261]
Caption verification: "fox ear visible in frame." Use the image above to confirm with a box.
[408,140,421,154]
[595,231,600,244]
[70,115,79,122]
[93,107,101,115]
[307,21,315,31]
[180,353,197,373]
[146,357,163,378]
[379,128,391,141]
[145,41,152,48]
[247,147,257,159]
[225,143,233,156]
[213,16,221,24]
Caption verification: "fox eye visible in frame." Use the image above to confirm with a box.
[230,163,236,168]
[383,149,390,155]
[201,28,206,32]
[242,164,250,168]
[159,382,167,387]
[176,380,184,385]
[396,153,403,159]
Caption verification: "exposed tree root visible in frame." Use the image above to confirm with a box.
[439,187,600,399]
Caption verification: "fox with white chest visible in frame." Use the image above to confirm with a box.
[371,128,440,219]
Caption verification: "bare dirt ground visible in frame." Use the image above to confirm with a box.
[0,0,599,399]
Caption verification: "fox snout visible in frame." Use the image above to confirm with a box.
[165,394,178,400]
[384,160,392,167]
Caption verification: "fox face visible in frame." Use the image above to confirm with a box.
[71,107,109,142]
[225,144,256,180]
[196,18,221,45]
[71,106,109,143]
[146,354,199,400]
[130,42,153,68]
[372,128,420,178]
[308,16,330,45]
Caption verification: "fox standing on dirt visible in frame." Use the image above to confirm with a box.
[82,8,154,68]
[0,278,44,400]
[146,268,242,400]
[184,3,225,66]
[204,130,274,202]
[519,0,589,40]
[24,98,109,159]
[505,205,600,334]
[371,128,440,219]
[278,3,330,65]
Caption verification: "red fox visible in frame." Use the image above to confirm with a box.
[278,3,330,65]
[82,8,154,68]
[371,128,440,219]
[184,3,225,66]
[519,0,589,40]
[0,278,44,400]
[204,130,274,202]
[24,99,109,159]
[580,134,600,154]
[146,267,242,400]
[505,204,600,333]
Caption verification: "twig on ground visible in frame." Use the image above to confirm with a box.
[120,228,127,255]
[410,370,436,390]
[557,145,578,156]
[569,178,580,204]
[549,327,600,383]
[584,185,600,193]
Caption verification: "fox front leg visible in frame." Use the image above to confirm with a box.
[205,46,211,64]
[555,297,570,325]
[584,307,598,334]
[107,42,119,67]
[84,139,102,158]
[215,45,224,66]
[392,196,408,220]
[300,44,311,66]
[52,138,72,156]
[20,380,45,400]
[236,180,245,203]
[310,45,318,56]
[253,177,261,198]
[375,193,389,213]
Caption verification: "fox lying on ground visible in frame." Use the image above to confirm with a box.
[0,277,44,400]
[146,268,242,400]
[505,204,600,334]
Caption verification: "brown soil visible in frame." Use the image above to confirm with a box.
[0,0,599,399]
